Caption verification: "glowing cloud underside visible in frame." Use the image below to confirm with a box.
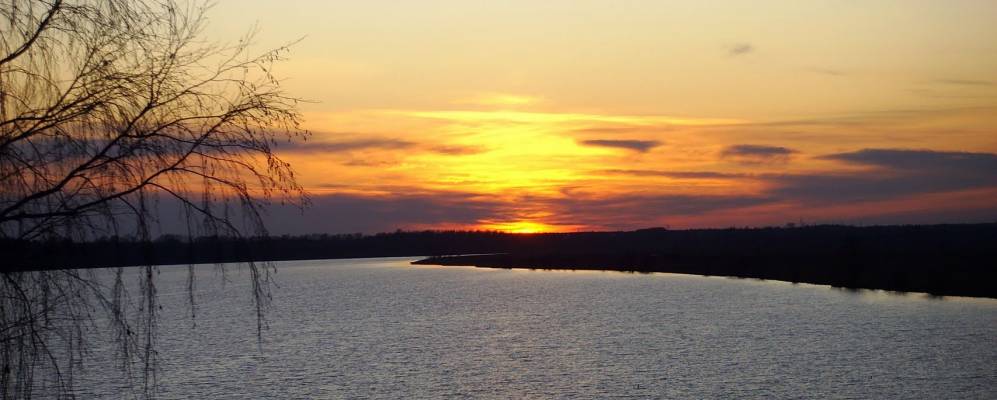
[211,0,997,233]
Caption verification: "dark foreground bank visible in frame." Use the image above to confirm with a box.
[5,223,996,298]
[413,224,997,299]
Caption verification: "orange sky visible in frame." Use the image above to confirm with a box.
[208,1,997,233]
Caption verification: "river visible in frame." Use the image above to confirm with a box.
[67,257,996,398]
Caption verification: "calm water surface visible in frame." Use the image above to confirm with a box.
[74,257,996,399]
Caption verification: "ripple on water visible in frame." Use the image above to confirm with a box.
[57,258,997,399]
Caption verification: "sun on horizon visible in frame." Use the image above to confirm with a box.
[205,0,996,235]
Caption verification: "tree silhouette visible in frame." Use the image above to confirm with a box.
[0,0,307,397]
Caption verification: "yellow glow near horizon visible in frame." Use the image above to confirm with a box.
[478,221,560,234]
[207,1,997,233]
[277,100,997,232]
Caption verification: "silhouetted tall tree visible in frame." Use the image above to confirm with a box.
[0,0,307,397]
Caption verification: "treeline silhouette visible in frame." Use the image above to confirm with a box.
[2,230,525,271]
[4,223,996,298]
[415,224,996,298]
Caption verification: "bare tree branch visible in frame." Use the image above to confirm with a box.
[1,0,309,397]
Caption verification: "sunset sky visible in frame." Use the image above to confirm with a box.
[209,1,996,234]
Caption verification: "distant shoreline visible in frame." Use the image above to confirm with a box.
[409,223,997,299]
[411,253,997,299]
[6,223,996,299]
[411,257,983,301]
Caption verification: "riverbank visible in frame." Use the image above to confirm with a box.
[413,247,997,299]
[7,224,996,299]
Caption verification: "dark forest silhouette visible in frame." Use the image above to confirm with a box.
[6,223,996,298]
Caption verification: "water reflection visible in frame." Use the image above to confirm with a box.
[68,258,997,398]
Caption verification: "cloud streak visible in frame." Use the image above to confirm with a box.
[278,138,415,153]
[542,194,771,229]
[286,146,997,232]
[721,144,797,163]
[819,148,997,171]
[933,79,993,87]
[729,43,753,56]
[772,149,997,203]
[579,139,662,153]
[430,145,488,155]
[600,169,746,179]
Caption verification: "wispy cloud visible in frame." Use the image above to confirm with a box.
[278,137,486,158]
[255,148,997,233]
[721,144,796,163]
[341,159,399,167]
[771,148,997,203]
[933,79,993,87]
[579,139,662,153]
[278,138,415,153]
[276,105,997,232]
[729,43,753,56]
[819,148,997,171]
[430,145,488,155]
[539,193,772,230]
[600,169,746,179]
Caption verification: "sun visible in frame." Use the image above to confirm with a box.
[479,220,556,234]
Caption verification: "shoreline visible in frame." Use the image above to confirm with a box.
[412,253,997,299]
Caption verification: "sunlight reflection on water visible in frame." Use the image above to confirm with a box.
[69,257,997,399]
